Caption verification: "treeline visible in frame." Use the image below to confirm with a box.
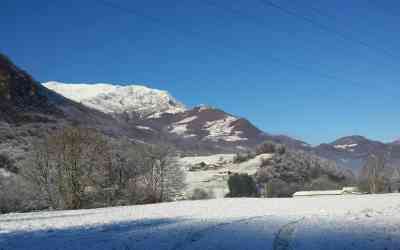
[228,141,400,198]
[256,149,352,197]
[228,141,353,198]
[0,126,185,213]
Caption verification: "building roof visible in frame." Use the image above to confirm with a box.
[293,190,343,196]
[292,186,360,197]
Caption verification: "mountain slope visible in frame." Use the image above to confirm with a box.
[136,105,310,153]
[0,54,63,123]
[155,106,262,142]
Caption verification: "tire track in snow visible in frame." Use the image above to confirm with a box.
[273,217,305,250]
[170,216,266,250]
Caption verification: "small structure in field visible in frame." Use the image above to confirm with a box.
[293,186,361,197]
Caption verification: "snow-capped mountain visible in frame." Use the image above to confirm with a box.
[43,81,186,119]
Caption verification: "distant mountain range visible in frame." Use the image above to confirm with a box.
[392,139,400,145]
[312,136,392,171]
[1,53,400,174]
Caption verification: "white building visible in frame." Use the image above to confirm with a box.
[293,187,361,197]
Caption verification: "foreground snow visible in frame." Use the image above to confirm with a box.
[1,194,400,250]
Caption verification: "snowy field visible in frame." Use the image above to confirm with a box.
[178,154,272,198]
[1,194,400,250]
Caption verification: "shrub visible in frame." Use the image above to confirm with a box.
[256,141,276,154]
[275,144,286,155]
[264,178,295,197]
[0,153,17,173]
[227,173,258,197]
[308,175,342,191]
[233,152,256,163]
[189,188,214,200]
[256,141,286,155]
[0,175,42,214]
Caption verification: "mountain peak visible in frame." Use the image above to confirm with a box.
[331,135,370,146]
[193,104,215,112]
[43,81,186,118]
[392,138,400,145]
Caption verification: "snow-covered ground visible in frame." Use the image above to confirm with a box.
[178,154,272,198]
[1,194,400,250]
[203,116,248,142]
[178,154,236,166]
[0,168,11,177]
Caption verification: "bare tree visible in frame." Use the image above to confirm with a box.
[161,157,186,201]
[23,126,112,209]
[22,127,187,210]
[108,140,150,205]
[140,144,185,202]
[360,153,388,193]
[108,141,186,204]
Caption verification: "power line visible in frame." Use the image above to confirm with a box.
[199,0,388,87]
[88,0,392,91]
[93,0,163,24]
[93,0,397,62]
[258,0,398,60]
[91,0,199,37]
[366,0,400,19]
[292,1,382,33]
[206,0,400,94]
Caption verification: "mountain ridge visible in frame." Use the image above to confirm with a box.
[43,81,186,119]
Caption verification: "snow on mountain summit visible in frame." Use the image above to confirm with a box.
[43,81,186,118]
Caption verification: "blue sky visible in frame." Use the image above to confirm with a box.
[2,0,399,145]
